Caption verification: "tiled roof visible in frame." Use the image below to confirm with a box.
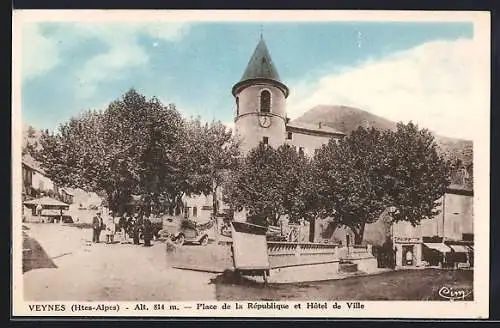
[286,121,345,136]
[22,154,45,175]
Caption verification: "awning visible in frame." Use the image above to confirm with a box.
[24,196,70,209]
[423,243,451,253]
[448,244,469,253]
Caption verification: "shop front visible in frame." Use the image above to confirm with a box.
[393,237,422,267]
[446,242,473,268]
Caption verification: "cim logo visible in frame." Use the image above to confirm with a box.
[438,286,473,301]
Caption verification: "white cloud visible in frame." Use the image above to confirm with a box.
[20,22,189,95]
[72,23,189,99]
[21,24,60,80]
[287,38,487,140]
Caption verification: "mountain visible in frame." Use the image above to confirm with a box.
[292,105,473,166]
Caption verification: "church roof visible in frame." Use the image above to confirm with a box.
[232,36,289,97]
[240,37,282,82]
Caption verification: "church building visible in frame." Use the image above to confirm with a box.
[232,36,345,156]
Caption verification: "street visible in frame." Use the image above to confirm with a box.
[23,223,217,301]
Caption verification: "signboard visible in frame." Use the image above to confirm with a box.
[231,221,270,270]
[394,236,421,244]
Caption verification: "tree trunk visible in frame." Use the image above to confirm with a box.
[353,223,365,245]
[212,184,219,242]
[212,185,218,218]
[309,217,316,243]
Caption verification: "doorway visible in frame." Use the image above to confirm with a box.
[402,245,415,266]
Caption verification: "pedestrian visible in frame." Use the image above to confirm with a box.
[105,210,116,244]
[119,212,129,244]
[36,204,43,222]
[143,214,153,247]
[126,215,134,240]
[132,213,141,245]
[92,211,104,243]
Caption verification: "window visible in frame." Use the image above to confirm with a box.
[236,97,239,116]
[262,136,269,145]
[192,206,198,217]
[298,147,304,156]
[184,207,190,218]
[287,132,293,140]
[260,90,271,113]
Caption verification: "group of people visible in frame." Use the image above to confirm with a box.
[91,209,155,247]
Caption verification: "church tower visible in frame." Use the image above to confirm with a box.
[232,35,289,155]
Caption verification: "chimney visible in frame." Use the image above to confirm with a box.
[318,122,322,129]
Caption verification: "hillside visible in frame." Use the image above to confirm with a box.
[292,105,473,166]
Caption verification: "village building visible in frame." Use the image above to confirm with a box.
[22,154,57,198]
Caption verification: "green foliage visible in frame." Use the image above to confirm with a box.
[381,122,451,225]
[314,127,388,243]
[37,89,240,214]
[182,118,240,215]
[224,143,313,226]
[314,123,450,244]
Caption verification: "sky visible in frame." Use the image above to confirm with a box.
[19,17,486,140]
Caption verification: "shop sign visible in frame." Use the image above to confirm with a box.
[394,236,421,243]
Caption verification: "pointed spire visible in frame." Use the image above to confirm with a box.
[232,33,289,98]
[239,36,281,82]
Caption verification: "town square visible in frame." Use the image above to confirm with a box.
[14,11,489,313]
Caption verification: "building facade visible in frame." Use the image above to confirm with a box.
[22,154,57,197]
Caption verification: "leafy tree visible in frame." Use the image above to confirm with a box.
[224,143,313,227]
[314,127,388,244]
[182,118,240,217]
[38,89,188,213]
[314,123,450,244]
[37,89,242,216]
[382,122,451,225]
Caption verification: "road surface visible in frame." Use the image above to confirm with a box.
[23,223,217,301]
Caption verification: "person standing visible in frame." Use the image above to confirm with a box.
[118,212,129,244]
[36,204,43,222]
[92,211,103,243]
[143,214,153,247]
[105,210,116,244]
[132,213,141,245]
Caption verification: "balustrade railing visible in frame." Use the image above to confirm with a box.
[267,241,339,257]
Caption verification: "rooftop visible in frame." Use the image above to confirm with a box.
[286,121,345,137]
[240,37,282,83]
[232,36,289,97]
[22,153,45,175]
